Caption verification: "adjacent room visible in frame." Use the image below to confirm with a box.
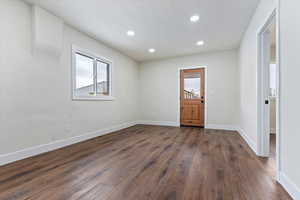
[1,0,300,199]
[268,17,278,172]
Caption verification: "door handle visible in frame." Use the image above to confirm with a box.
[201,100,204,103]
[265,100,269,105]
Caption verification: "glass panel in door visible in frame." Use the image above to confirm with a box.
[184,72,201,99]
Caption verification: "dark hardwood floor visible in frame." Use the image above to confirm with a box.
[0,125,291,200]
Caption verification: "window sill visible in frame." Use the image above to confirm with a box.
[72,96,115,101]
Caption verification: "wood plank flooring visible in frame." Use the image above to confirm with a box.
[0,125,291,200]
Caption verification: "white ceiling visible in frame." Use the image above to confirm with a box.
[25,0,260,62]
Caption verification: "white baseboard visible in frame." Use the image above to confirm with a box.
[137,120,180,127]
[279,172,300,200]
[0,122,263,168]
[205,124,238,131]
[237,128,258,155]
[0,121,239,166]
[0,121,138,166]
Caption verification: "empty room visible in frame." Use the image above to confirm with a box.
[0,0,299,199]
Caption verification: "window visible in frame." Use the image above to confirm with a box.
[72,46,113,100]
[184,72,201,99]
[269,64,276,97]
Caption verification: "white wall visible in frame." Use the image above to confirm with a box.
[238,0,277,147]
[279,0,300,193]
[239,0,300,197]
[139,50,239,128]
[270,46,276,134]
[0,0,139,155]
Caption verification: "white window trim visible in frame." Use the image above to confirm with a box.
[71,45,114,101]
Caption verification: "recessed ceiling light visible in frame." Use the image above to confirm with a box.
[148,48,156,53]
[190,15,200,22]
[127,30,135,36]
[196,40,205,46]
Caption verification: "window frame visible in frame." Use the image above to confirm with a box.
[71,45,114,101]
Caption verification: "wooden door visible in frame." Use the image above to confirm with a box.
[180,68,205,127]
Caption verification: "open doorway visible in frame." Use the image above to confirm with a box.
[257,9,280,179]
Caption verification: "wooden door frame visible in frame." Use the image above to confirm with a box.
[177,66,207,127]
[257,7,281,181]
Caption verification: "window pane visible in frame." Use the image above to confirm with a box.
[75,53,94,96]
[97,61,109,95]
[184,72,201,99]
[270,64,276,96]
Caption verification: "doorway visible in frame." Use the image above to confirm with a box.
[180,68,205,127]
[269,19,277,167]
[257,8,280,179]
